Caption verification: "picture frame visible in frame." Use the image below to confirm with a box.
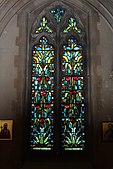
[0,120,13,140]
[102,121,113,142]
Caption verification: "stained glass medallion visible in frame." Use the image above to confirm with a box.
[61,37,85,150]
[50,6,65,22]
[64,18,81,34]
[35,17,53,34]
[30,36,55,150]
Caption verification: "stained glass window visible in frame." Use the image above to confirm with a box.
[30,36,55,150]
[61,37,85,150]
[30,4,86,152]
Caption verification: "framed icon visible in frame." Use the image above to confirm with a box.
[0,120,13,140]
[102,121,113,142]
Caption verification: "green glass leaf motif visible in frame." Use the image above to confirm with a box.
[35,17,53,34]
[50,6,65,23]
[64,18,81,34]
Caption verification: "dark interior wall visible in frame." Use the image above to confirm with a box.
[92,14,113,169]
[0,1,113,169]
[0,14,23,169]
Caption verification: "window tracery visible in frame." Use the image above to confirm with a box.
[30,2,86,151]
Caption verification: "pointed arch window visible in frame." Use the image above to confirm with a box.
[30,3,86,151]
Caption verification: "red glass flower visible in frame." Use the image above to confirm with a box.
[70,91,73,94]
[45,104,50,108]
[73,77,78,81]
[37,77,41,81]
[45,77,50,81]
[70,118,76,123]
[36,105,40,108]
[40,90,46,96]
[64,105,69,108]
[73,91,76,94]
[66,77,71,81]
[39,118,45,123]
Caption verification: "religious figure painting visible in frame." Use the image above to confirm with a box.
[0,120,13,140]
[102,121,113,142]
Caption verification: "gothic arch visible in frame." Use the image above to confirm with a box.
[29,2,87,152]
[0,0,113,37]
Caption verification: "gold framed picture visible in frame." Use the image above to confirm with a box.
[102,121,113,142]
[0,120,13,140]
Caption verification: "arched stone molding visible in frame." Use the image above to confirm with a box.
[0,0,113,37]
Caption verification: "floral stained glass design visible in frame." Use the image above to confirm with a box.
[50,6,65,23]
[35,17,53,34]
[64,18,81,34]
[30,36,55,150]
[30,4,86,151]
[61,36,85,150]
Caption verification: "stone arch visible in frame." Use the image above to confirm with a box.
[0,0,113,37]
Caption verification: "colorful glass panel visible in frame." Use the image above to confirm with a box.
[35,17,53,34]
[30,36,55,150]
[50,6,65,23]
[61,36,85,150]
[63,18,81,34]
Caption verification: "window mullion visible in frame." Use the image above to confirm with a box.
[54,26,62,152]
